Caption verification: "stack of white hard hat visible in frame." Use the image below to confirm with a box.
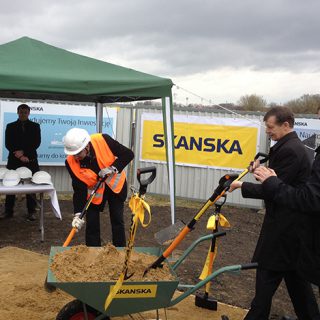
[16,167,32,180]
[31,171,52,185]
[0,167,9,180]
[3,170,21,187]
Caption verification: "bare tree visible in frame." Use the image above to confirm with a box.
[238,94,267,111]
[284,94,320,114]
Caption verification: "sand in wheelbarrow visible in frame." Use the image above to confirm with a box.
[50,243,175,282]
[0,246,248,320]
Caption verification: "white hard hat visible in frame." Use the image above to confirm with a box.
[0,167,9,180]
[63,128,91,155]
[3,170,21,187]
[16,166,32,179]
[31,171,52,185]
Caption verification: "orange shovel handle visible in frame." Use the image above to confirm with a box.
[63,228,77,247]
[162,226,191,258]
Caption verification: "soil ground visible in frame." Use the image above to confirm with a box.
[0,193,319,319]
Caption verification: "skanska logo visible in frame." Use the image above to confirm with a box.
[117,288,152,295]
[295,121,307,126]
[30,106,44,112]
[153,134,243,154]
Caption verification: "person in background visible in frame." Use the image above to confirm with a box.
[63,128,134,247]
[229,106,320,320]
[0,104,41,221]
[252,145,320,288]
[317,106,320,119]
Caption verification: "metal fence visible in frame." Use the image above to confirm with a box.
[11,104,268,209]
[131,105,268,209]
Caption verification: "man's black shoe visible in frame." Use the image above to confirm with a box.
[26,213,36,221]
[0,212,13,219]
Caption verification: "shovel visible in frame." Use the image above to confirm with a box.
[154,219,186,246]
[153,152,269,246]
[44,175,108,292]
[195,195,228,310]
[143,152,269,276]
[104,166,156,310]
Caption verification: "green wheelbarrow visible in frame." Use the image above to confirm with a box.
[48,234,257,320]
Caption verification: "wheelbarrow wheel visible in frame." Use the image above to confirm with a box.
[56,299,110,320]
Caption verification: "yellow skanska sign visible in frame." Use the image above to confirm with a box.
[110,284,158,299]
[141,114,259,169]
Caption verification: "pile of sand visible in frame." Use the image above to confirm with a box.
[0,247,72,320]
[50,243,175,282]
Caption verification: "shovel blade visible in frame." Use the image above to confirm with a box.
[154,220,185,245]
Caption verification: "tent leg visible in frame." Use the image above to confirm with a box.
[162,96,176,224]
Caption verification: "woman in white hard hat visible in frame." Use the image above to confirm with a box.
[63,128,134,247]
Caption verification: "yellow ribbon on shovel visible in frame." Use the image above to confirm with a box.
[104,193,151,310]
[199,213,230,280]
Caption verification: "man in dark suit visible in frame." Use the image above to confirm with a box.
[253,146,320,288]
[230,107,320,320]
[0,104,41,221]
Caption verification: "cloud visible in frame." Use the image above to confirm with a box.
[0,0,320,103]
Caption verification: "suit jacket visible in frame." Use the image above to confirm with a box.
[262,146,320,284]
[241,131,311,270]
[5,119,41,172]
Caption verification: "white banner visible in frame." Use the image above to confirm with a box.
[294,118,320,150]
[0,100,118,166]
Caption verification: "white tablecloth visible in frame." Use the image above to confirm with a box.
[0,181,62,242]
[0,182,61,219]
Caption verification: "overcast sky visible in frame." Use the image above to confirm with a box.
[1,0,320,105]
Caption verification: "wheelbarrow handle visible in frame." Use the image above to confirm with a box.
[240,262,258,270]
[137,166,157,196]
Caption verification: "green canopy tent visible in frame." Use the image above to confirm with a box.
[0,36,176,222]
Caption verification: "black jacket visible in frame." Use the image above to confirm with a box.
[262,146,320,285]
[65,134,134,213]
[241,131,311,270]
[5,119,41,172]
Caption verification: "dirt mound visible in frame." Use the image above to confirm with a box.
[0,246,71,320]
[50,243,175,282]
[1,197,313,319]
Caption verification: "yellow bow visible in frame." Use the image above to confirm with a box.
[129,193,151,228]
[206,213,230,230]
[200,213,231,280]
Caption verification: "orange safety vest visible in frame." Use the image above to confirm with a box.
[66,133,126,204]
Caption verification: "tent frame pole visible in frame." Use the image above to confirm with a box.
[96,102,103,133]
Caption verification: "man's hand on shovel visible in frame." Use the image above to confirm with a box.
[71,213,85,232]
